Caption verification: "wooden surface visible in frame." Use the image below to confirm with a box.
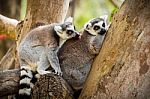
[80,0,150,98]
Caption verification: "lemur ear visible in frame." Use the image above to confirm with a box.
[100,15,108,22]
[84,22,92,30]
[65,17,73,23]
[54,25,63,34]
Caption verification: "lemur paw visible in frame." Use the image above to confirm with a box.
[54,68,62,76]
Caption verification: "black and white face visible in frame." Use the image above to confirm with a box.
[54,17,80,40]
[84,15,108,36]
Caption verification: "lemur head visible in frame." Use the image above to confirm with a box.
[84,15,108,36]
[54,17,80,40]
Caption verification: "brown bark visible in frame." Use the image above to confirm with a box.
[17,0,70,45]
[66,0,76,17]
[0,69,20,97]
[0,69,73,98]
[0,46,16,70]
[79,0,150,99]
[32,74,73,99]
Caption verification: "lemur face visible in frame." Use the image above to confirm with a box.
[84,15,108,36]
[54,17,80,40]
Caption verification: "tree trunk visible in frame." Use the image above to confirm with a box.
[15,0,72,99]
[32,74,73,99]
[15,0,70,69]
[79,0,150,99]
[17,0,70,45]
[0,0,74,98]
[0,69,20,97]
[0,46,16,70]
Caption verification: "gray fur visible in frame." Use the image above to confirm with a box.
[17,20,78,97]
[58,16,109,90]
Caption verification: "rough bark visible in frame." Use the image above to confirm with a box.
[17,0,70,45]
[0,69,73,99]
[0,46,16,70]
[79,0,150,99]
[0,69,20,97]
[32,74,73,99]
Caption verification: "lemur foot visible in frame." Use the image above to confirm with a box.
[54,67,63,76]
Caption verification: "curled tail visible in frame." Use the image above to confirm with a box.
[16,66,38,99]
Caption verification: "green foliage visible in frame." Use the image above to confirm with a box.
[20,0,27,20]
[19,0,122,30]
[110,7,119,21]
[74,0,121,30]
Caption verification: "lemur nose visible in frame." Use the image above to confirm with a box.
[99,28,106,35]
[74,32,80,39]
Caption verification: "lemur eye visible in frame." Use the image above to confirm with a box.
[102,23,105,27]
[93,25,100,30]
[67,30,73,35]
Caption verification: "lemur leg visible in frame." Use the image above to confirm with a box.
[47,48,62,75]
[37,51,51,75]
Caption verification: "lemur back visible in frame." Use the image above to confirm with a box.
[58,15,109,91]
[18,24,58,68]
[17,17,79,99]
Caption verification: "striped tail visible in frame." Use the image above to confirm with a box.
[16,66,38,99]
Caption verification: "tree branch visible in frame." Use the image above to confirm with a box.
[0,69,20,97]
[0,46,16,70]
[0,14,18,39]
[0,69,73,98]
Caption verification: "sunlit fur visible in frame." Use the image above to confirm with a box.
[17,16,79,99]
[54,24,77,40]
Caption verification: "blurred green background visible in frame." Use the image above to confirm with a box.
[19,0,123,30]
[0,0,124,59]
[75,0,118,30]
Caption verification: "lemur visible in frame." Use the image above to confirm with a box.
[58,15,109,91]
[16,17,79,99]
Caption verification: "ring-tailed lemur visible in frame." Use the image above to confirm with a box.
[58,15,109,91]
[16,17,79,99]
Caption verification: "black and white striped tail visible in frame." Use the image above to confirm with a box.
[16,66,38,99]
